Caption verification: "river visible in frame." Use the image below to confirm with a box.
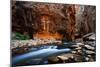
[12,45,71,66]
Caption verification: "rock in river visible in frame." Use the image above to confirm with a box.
[84,45,95,50]
[75,47,82,50]
[85,50,95,54]
[71,51,77,54]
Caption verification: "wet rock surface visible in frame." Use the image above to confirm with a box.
[11,33,96,66]
[46,33,96,63]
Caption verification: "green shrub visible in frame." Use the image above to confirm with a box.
[12,32,30,40]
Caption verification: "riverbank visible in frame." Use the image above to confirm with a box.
[11,33,96,66]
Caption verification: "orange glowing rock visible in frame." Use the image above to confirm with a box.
[34,31,62,40]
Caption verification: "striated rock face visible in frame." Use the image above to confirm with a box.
[12,1,96,41]
[75,6,96,37]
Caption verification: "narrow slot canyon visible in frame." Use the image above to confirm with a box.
[11,1,96,66]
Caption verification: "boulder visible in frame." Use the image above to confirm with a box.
[71,51,77,54]
[83,33,96,41]
[75,47,82,50]
[71,43,84,48]
[85,57,89,61]
[84,45,95,50]
[57,56,69,61]
[77,50,82,54]
[85,50,95,54]
[76,43,84,46]
[72,45,79,48]
[86,41,96,47]
[47,56,59,63]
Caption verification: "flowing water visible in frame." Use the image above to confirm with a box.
[12,45,71,66]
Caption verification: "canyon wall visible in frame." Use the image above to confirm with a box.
[12,1,96,40]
